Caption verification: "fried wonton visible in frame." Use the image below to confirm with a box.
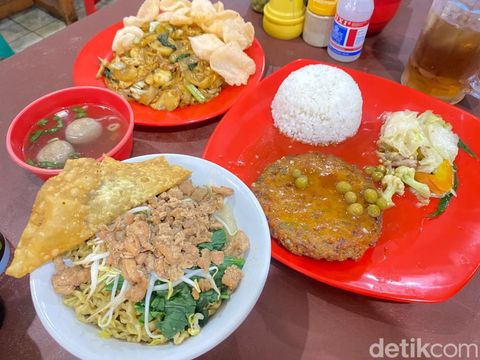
[6,156,191,278]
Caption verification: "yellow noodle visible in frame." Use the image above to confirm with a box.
[62,246,228,345]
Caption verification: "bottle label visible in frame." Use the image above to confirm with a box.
[328,15,370,57]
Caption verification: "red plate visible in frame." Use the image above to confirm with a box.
[73,22,265,127]
[203,59,480,303]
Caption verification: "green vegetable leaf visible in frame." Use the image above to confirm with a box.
[155,283,196,339]
[458,138,478,160]
[428,167,459,218]
[188,62,198,71]
[198,229,227,251]
[158,33,176,50]
[175,53,190,62]
[157,310,189,339]
[223,256,245,269]
[138,310,163,324]
[151,294,166,311]
[195,289,218,326]
[37,118,49,126]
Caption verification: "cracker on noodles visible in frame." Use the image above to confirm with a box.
[6,156,191,278]
[210,42,256,86]
[189,33,225,61]
[113,0,257,87]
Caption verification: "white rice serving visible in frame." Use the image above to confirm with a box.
[271,64,363,145]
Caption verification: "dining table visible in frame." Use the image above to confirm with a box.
[0,0,479,359]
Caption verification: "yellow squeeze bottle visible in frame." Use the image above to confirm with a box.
[263,0,306,40]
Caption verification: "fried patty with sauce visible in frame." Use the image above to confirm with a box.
[251,153,382,261]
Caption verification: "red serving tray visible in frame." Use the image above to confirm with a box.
[203,58,480,303]
[73,22,265,127]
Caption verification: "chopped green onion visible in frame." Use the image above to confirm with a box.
[53,115,64,128]
[158,33,176,50]
[69,152,81,159]
[185,84,206,103]
[26,159,35,166]
[175,53,190,62]
[29,130,44,143]
[188,62,198,71]
[71,106,85,113]
[37,161,64,169]
[37,118,49,126]
[44,127,61,135]
[48,137,60,143]
[104,68,113,80]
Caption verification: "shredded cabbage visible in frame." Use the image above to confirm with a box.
[378,110,459,173]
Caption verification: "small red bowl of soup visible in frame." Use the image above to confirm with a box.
[6,86,134,180]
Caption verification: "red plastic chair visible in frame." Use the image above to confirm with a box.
[84,0,97,15]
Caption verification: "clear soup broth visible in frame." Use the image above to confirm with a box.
[23,103,128,169]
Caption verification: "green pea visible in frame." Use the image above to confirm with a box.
[291,168,302,178]
[376,165,386,174]
[344,191,357,204]
[364,188,379,204]
[376,197,388,210]
[295,175,308,189]
[371,171,384,182]
[336,181,352,194]
[367,204,381,218]
[347,203,364,216]
[364,166,376,175]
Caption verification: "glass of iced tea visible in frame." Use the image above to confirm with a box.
[401,0,480,104]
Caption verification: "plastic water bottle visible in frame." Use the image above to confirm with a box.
[327,0,374,62]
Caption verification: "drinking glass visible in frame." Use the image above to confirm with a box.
[401,0,480,104]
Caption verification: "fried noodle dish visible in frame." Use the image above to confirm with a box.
[96,0,257,111]
[98,22,225,111]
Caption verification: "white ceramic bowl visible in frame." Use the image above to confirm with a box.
[30,154,271,360]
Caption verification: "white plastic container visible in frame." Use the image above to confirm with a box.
[327,0,374,62]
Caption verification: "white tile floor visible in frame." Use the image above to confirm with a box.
[0,0,115,54]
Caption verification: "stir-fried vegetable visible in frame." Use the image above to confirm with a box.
[378,111,459,173]
[415,160,454,196]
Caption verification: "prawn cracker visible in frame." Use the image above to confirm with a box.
[6,156,191,278]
